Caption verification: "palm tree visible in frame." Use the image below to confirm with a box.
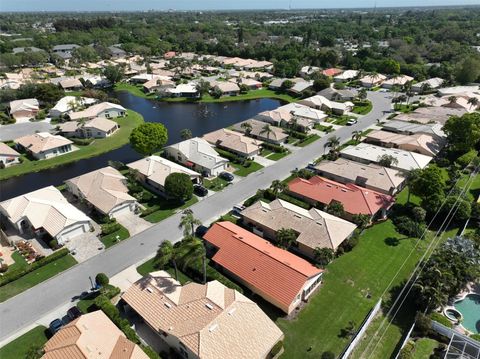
[448,96,458,104]
[276,228,298,249]
[155,241,179,281]
[177,236,207,284]
[270,180,287,195]
[351,130,362,144]
[420,83,431,95]
[179,209,202,237]
[180,128,193,141]
[289,117,298,132]
[260,124,273,140]
[325,135,340,151]
[467,97,479,110]
[241,122,253,136]
[401,168,421,204]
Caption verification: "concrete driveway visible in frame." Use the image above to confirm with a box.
[0,121,53,141]
[115,212,152,236]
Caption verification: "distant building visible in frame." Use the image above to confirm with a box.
[9,98,39,121]
[52,44,80,59]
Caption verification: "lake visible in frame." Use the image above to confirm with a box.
[0,92,282,200]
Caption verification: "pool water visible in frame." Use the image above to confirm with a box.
[454,294,480,333]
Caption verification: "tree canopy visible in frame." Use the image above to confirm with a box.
[129,122,168,156]
[164,172,194,202]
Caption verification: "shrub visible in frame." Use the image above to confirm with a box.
[101,222,121,235]
[392,216,426,237]
[277,192,311,209]
[164,172,193,202]
[0,248,70,287]
[287,130,308,139]
[71,137,95,146]
[140,207,158,217]
[455,149,477,168]
[0,263,9,273]
[398,340,415,359]
[262,142,286,153]
[430,312,453,328]
[321,352,335,359]
[95,273,109,287]
[339,231,360,252]
[471,333,480,341]
[48,239,59,249]
[141,345,161,359]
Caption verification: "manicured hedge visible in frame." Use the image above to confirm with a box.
[262,142,287,153]
[287,130,308,139]
[430,312,453,328]
[101,222,121,235]
[0,248,70,287]
[278,192,311,209]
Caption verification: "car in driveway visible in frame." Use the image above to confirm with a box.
[219,171,234,182]
[67,306,82,321]
[49,319,64,335]
[346,118,358,126]
[194,184,209,197]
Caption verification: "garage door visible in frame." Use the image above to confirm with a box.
[59,225,86,242]
[110,203,133,218]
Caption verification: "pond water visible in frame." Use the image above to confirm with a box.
[454,294,480,334]
[0,92,282,200]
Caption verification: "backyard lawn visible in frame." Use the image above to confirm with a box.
[232,161,264,176]
[412,338,440,359]
[0,326,48,359]
[114,82,157,99]
[100,225,130,248]
[143,196,198,223]
[0,110,144,180]
[276,221,457,358]
[0,254,78,303]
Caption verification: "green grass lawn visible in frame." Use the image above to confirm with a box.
[231,161,264,176]
[297,134,320,147]
[100,225,130,248]
[7,251,29,272]
[203,177,229,191]
[267,151,290,161]
[136,257,192,284]
[314,124,334,133]
[260,148,274,157]
[394,104,418,113]
[114,82,157,99]
[412,338,440,359]
[77,284,120,313]
[276,221,456,359]
[143,196,198,223]
[0,110,144,180]
[0,254,77,303]
[0,326,48,359]
[352,100,373,115]
[331,115,356,126]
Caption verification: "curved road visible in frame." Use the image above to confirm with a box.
[0,92,391,342]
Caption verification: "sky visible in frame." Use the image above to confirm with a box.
[1,0,479,12]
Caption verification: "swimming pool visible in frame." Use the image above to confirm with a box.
[454,294,480,334]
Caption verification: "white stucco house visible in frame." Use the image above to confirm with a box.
[14,132,75,160]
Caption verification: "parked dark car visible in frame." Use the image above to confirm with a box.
[67,306,82,321]
[49,319,64,335]
[195,225,209,238]
[194,184,208,197]
[219,171,234,182]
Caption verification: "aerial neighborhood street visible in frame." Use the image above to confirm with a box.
[0,5,479,359]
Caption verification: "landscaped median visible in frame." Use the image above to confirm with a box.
[115,82,297,104]
[0,248,77,302]
[0,109,144,180]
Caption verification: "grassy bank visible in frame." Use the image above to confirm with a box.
[276,220,457,358]
[0,254,77,303]
[115,83,297,103]
[0,110,144,180]
[0,326,48,359]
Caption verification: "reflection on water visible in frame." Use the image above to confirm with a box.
[0,93,282,200]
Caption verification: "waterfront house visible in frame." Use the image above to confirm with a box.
[213,81,240,96]
[202,128,263,157]
[59,117,118,139]
[49,96,97,118]
[0,142,21,168]
[232,119,288,144]
[14,132,74,160]
[69,102,126,120]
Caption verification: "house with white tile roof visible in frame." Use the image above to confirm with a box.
[127,156,201,196]
[122,271,283,359]
[69,102,126,120]
[14,132,75,160]
[9,98,39,121]
[0,186,92,243]
[165,137,229,177]
[0,142,21,167]
[66,166,138,218]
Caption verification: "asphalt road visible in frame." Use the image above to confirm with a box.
[0,121,53,141]
[0,92,391,342]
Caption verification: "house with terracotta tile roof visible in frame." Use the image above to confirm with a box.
[14,132,75,160]
[241,199,357,259]
[322,68,343,77]
[121,270,283,359]
[66,166,138,218]
[203,222,324,314]
[203,128,263,157]
[314,158,405,195]
[127,156,201,196]
[364,130,444,157]
[287,176,395,221]
[0,142,21,167]
[42,310,149,359]
[0,186,92,243]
